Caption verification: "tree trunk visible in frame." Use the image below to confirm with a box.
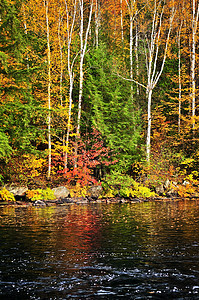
[144,1,175,163]
[135,21,139,97]
[64,0,77,172]
[120,0,124,42]
[44,0,51,180]
[75,0,93,168]
[95,0,99,48]
[58,11,64,106]
[65,74,74,171]
[178,24,182,133]
[146,88,152,163]
[191,0,199,130]
[22,3,29,69]
[129,3,133,101]
[76,0,93,137]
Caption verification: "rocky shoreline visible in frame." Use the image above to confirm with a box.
[1,195,199,208]
[0,195,146,207]
[1,180,199,207]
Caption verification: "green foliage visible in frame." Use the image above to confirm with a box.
[0,174,4,185]
[0,188,15,202]
[130,181,156,199]
[103,171,135,190]
[26,188,56,201]
[0,131,12,159]
[0,0,44,158]
[102,171,155,199]
[0,51,8,71]
[85,45,142,173]
[42,188,56,200]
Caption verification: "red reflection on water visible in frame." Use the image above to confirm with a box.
[54,206,103,265]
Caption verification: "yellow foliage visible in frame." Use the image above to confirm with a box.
[138,186,156,198]
[129,182,156,199]
[99,188,116,199]
[177,185,195,198]
[0,188,15,202]
[185,173,198,185]
[172,183,196,198]
[26,189,41,201]
[181,158,194,166]
[70,184,88,198]
[23,154,45,178]
[26,188,56,201]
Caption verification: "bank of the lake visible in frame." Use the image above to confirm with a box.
[2,175,199,207]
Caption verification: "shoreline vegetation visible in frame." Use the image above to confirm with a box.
[1,176,199,206]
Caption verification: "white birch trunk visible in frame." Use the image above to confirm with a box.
[74,0,93,168]
[58,12,64,106]
[118,0,175,163]
[120,0,124,42]
[65,73,74,170]
[146,88,152,163]
[178,23,182,133]
[135,22,139,96]
[22,3,29,69]
[77,0,93,137]
[95,0,99,48]
[144,1,175,163]
[125,0,139,100]
[44,0,51,180]
[64,0,77,171]
[191,0,199,130]
[129,9,133,99]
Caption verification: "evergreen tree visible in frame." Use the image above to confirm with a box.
[0,0,41,157]
[85,45,142,173]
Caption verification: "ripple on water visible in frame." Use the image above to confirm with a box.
[1,201,199,299]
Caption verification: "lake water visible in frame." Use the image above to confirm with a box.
[1,200,199,299]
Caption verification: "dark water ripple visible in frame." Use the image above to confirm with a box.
[1,201,199,299]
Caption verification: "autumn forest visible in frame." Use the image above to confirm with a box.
[0,0,199,198]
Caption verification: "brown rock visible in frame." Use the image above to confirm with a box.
[6,185,28,196]
[155,184,164,195]
[52,186,70,199]
[88,185,103,199]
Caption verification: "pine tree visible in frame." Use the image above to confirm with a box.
[0,0,41,157]
[85,44,142,172]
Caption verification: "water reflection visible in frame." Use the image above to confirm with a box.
[0,200,199,299]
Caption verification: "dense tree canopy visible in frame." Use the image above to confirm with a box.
[0,0,199,188]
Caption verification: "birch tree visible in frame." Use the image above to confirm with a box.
[120,0,124,42]
[76,0,93,137]
[135,21,139,96]
[125,0,145,102]
[175,0,185,134]
[22,3,29,69]
[118,0,175,163]
[64,0,77,171]
[143,0,175,162]
[44,0,52,180]
[57,5,65,106]
[125,0,136,100]
[191,0,199,130]
[73,0,93,168]
[177,21,183,133]
[95,0,100,47]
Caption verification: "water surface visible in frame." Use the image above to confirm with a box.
[1,200,199,299]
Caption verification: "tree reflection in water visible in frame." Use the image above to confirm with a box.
[0,200,199,299]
